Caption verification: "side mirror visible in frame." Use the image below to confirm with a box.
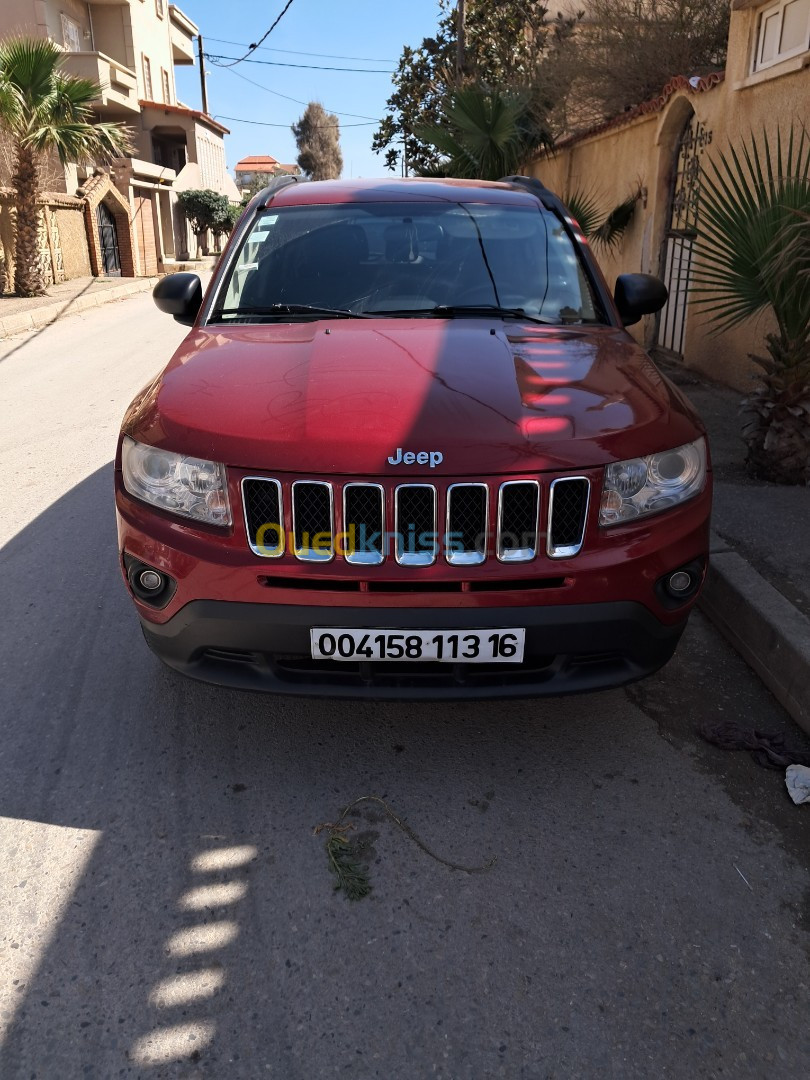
[153,273,202,326]
[614,273,668,327]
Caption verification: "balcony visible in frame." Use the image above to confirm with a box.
[60,51,140,115]
[169,5,198,66]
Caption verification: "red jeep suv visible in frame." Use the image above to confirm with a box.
[115,175,711,698]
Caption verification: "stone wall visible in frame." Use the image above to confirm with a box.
[0,191,90,294]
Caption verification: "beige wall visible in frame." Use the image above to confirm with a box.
[127,0,179,104]
[90,3,133,69]
[532,3,810,390]
[0,0,90,43]
[54,204,92,278]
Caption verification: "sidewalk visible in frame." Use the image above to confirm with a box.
[664,360,810,733]
[0,275,162,338]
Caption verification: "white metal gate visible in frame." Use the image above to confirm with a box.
[657,115,712,356]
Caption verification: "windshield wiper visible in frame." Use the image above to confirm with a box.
[367,305,556,324]
[211,304,369,321]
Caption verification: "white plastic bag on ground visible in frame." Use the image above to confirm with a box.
[785,764,810,805]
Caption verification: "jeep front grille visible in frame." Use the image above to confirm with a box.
[292,480,333,562]
[343,483,385,565]
[497,481,540,562]
[446,483,488,566]
[547,477,590,558]
[395,484,438,566]
[242,477,283,557]
[241,475,591,564]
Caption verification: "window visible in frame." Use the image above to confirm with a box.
[753,0,810,71]
[60,14,82,53]
[142,55,153,100]
[215,203,602,325]
[156,0,165,16]
[161,68,171,104]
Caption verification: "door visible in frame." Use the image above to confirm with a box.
[96,202,121,277]
[656,114,712,356]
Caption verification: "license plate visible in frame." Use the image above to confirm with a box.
[310,628,525,663]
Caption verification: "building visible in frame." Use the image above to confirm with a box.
[234,155,301,193]
[532,0,810,390]
[0,0,240,277]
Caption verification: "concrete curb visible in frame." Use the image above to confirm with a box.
[0,276,161,339]
[699,542,810,735]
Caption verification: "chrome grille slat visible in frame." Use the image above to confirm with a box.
[343,483,385,566]
[242,477,284,558]
[497,480,540,562]
[292,480,334,562]
[395,484,438,567]
[547,477,590,558]
[446,483,488,566]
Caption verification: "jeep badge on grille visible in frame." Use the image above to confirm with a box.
[387,448,443,468]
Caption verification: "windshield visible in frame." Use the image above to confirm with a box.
[212,201,602,324]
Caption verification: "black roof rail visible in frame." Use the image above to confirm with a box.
[499,174,570,218]
[256,173,304,203]
[500,174,550,197]
[242,173,305,216]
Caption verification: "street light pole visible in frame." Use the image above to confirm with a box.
[197,34,209,116]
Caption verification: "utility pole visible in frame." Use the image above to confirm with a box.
[456,0,466,78]
[197,34,209,116]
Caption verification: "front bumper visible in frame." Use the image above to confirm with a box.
[140,600,687,700]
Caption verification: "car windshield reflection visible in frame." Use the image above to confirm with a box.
[211,202,604,326]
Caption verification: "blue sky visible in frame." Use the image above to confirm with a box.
[174,0,443,178]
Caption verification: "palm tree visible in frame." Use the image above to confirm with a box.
[563,186,642,252]
[416,85,552,181]
[0,37,132,296]
[692,127,810,484]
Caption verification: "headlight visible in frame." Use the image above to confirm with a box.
[599,438,706,526]
[121,436,231,526]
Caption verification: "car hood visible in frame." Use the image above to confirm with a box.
[124,319,704,475]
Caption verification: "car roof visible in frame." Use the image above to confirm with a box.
[266,176,541,208]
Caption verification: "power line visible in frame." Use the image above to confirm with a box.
[205,36,396,64]
[206,52,393,74]
[217,0,298,68]
[214,63,381,122]
[216,114,377,129]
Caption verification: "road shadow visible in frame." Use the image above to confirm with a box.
[1,468,808,1078]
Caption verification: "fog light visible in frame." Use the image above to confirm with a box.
[123,553,177,609]
[668,570,693,593]
[138,569,163,591]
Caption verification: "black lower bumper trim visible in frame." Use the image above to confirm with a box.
[139,600,687,700]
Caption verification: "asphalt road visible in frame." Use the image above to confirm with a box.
[1,293,808,1079]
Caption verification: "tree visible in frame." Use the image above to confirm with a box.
[212,201,243,250]
[563,185,642,251]
[417,85,552,180]
[0,37,132,296]
[554,1,730,131]
[176,189,230,257]
[373,1,577,174]
[291,103,343,181]
[692,127,810,485]
[239,171,274,202]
